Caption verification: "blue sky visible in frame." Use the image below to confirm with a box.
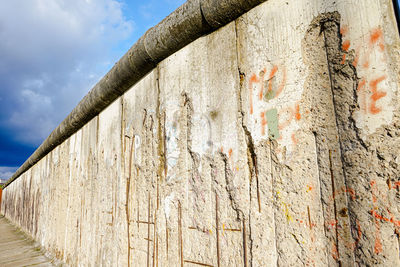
[0,0,185,181]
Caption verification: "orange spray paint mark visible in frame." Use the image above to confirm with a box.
[341,54,346,64]
[369,76,387,114]
[268,66,278,83]
[295,103,301,121]
[371,210,400,227]
[357,79,366,91]
[278,107,293,130]
[340,36,350,64]
[386,209,400,230]
[370,28,383,45]
[340,25,348,35]
[260,111,267,136]
[342,40,350,51]
[340,27,349,65]
[249,74,259,114]
[228,148,233,159]
[394,181,400,189]
[362,28,385,69]
[363,59,370,69]
[291,133,298,146]
[266,65,279,99]
[275,67,287,99]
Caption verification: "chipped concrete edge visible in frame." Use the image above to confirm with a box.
[3,0,267,188]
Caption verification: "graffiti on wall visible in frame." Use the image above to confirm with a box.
[341,25,394,134]
[248,63,302,156]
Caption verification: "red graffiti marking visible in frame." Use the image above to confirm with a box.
[340,26,350,65]
[341,26,385,71]
[363,28,385,68]
[393,181,400,189]
[341,39,350,64]
[228,148,233,159]
[370,28,383,46]
[343,26,388,119]
[370,180,400,255]
[306,185,313,192]
[342,40,350,51]
[278,102,301,130]
[248,63,302,146]
[260,111,267,136]
[369,76,387,114]
[266,65,286,100]
[294,103,301,121]
[370,210,400,228]
[267,65,278,94]
[291,133,298,145]
[340,25,349,35]
[278,107,293,130]
[356,76,387,115]
[249,74,259,114]
[248,64,287,106]
[341,54,346,65]
[370,180,400,229]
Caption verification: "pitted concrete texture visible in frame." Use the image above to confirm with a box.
[1,0,399,266]
[0,216,54,267]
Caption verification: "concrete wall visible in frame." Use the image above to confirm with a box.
[1,0,400,266]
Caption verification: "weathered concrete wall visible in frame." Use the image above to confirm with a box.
[1,0,400,266]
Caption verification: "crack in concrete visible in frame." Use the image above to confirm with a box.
[221,154,243,221]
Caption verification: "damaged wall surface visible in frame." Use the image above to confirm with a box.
[1,0,400,266]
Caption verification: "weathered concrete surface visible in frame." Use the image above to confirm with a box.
[1,0,400,266]
[0,215,55,267]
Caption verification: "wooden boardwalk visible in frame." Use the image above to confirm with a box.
[0,215,54,267]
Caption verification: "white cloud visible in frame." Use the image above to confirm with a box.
[0,0,134,146]
[0,166,18,181]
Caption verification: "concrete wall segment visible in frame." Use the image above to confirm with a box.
[1,0,400,266]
